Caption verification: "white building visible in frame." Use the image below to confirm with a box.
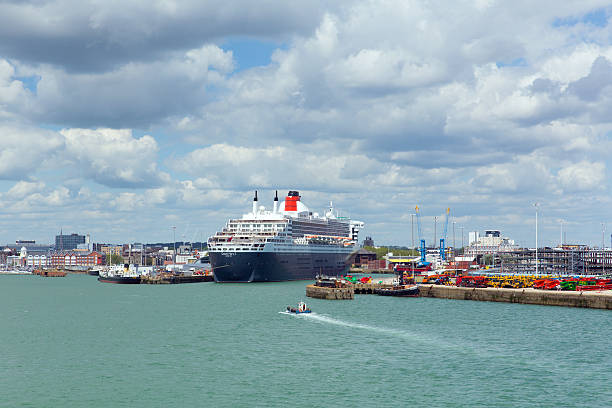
[27,255,49,267]
[466,230,518,256]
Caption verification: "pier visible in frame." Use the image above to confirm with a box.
[419,285,612,309]
[306,282,612,309]
[306,282,394,300]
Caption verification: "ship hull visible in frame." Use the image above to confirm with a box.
[375,285,420,297]
[97,276,141,284]
[210,250,353,282]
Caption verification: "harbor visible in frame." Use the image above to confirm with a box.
[3,274,611,408]
[5,1,612,405]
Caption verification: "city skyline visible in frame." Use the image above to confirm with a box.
[0,1,611,247]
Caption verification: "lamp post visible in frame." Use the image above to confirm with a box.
[172,226,176,266]
[453,221,456,257]
[434,216,437,249]
[602,223,606,275]
[460,226,464,253]
[534,203,540,275]
[411,214,415,254]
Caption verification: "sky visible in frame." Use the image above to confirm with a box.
[1,0,612,248]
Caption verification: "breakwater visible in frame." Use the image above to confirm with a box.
[307,282,612,309]
[306,282,394,300]
[419,285,612,309]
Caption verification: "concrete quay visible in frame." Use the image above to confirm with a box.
[306,284,354,300]
[306,282,395,300]
[419,285,612,310]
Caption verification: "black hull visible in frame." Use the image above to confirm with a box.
[376,285,420,297]
[210,251,352,282]
[88,270,100,276]
[155,275,214,284]
[97,276,141,284]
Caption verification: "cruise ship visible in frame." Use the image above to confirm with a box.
[208,190,364,282]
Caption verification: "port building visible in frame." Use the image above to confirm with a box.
[50,251,105,268]
[466,230,518,256]
[55,233,86,251]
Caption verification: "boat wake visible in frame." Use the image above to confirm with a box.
[306,314,415,338]
[280,311,423,341]
[278,311,317,316]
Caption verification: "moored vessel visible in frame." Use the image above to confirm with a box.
[208,190,364,282]
[97,264,143,284]
[375,285,419,297]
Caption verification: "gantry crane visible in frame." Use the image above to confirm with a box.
[415,205,427,265]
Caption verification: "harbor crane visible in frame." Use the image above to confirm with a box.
[439,208,450,261]
[415,205,428,266]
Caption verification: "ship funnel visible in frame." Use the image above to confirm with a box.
[253,190,258,215]
[273,190,278,213]
[284,190,301,212]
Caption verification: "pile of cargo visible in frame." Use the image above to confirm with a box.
[533,277,612,291]
[343,275,374,284]
[453,274,612,291]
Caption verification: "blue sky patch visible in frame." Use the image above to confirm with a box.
[553,7,609,28]
[15,75,41,94]
[221,37,286,71]
[496,57,527,68]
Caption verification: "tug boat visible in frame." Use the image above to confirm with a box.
[375,285,419,297]
[375,272,420,297]
[97,264,142,284]
[287,301,311,314]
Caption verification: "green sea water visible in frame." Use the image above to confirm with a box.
[2,274,611,407]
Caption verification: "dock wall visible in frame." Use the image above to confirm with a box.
[306,285,354,300]
[306,283,395,300]
[418,285,612,310]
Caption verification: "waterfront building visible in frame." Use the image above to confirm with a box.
[349,248,377,266]
[6,255,21,266]
[4,241,53,256]
[50,251,105,268]
[451,256,477,270]
[497,246,612,275]
[100,245,123,258]
[27,255,49,267]
[466,230,518,256]
[55,233,86,251]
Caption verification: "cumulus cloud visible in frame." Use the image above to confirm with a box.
[0,124,64,180]
[172,142,392,192]
[558,161,606,191]
[26,44,235,127]
[1,0,612,245]
[0,0,325,72]
[6,180,46,198]
[61,128,168,188]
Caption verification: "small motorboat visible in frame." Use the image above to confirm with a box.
[287,301,311,314]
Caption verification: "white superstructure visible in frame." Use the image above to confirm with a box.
[208,191,364,255]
